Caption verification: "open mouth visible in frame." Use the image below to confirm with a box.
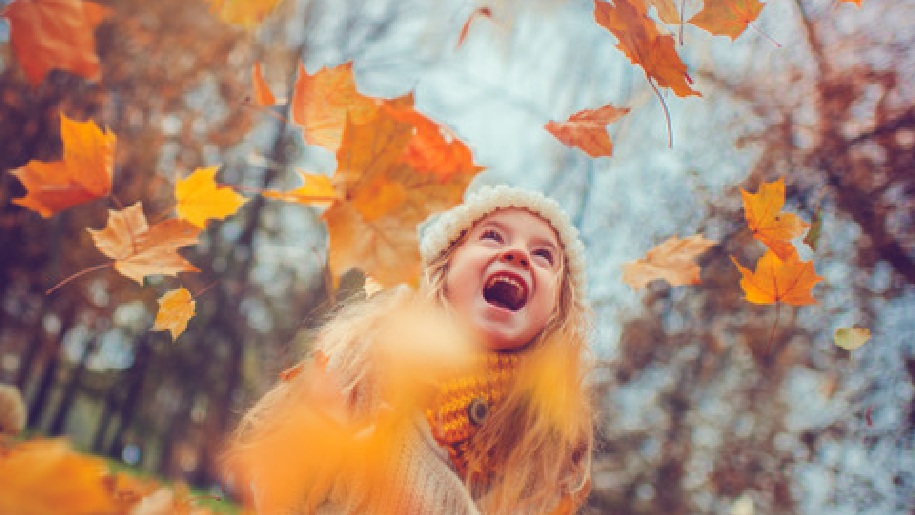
[483,272,528,311]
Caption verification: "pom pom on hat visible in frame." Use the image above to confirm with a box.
[420,185,587,302]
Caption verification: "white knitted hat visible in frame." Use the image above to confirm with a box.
[420,185,587,302]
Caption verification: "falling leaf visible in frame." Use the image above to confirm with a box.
[457,6,493,48]
[804,208,823,251]
[10,114,115,218]
[689,0,766,40]
[252,62,276,106]
[0,439,119,514]
[88,203,201,284]
[291,62,378,152]
[175,166,247,228]
[839,0,862,5]
[263,171,340,206]
[740,177,810,259]
[732,249,822,306]
[545,104,630,158]
[152,288,196,341]
[0,385,26,435]
[387,104,485,182]
[594,0,700,97]
[208,0,283,27]
[622,234,716,289]
[1,0,110,86]
[649,0,681,24]
[834,326,871,351]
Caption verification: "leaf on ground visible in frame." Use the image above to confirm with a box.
[152,288,196,341]
[11,114,115,218]
[732,248,822,306]
[545,104,630,158]
[740,177,810,259]
[88,203,201,284]
[622,234,716,289]
[594,0,700,97]
[1,0,110,86]
[689,0,766,40]
[175,166,247,228]
[252,62,276,106]
[0,439,118,515]
[263,170,340,206]
[291,62,378,152]
[834,326,871,351]
[208,0,283,27]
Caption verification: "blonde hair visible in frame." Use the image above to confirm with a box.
[423,218,594,513]
[225,211,594,513]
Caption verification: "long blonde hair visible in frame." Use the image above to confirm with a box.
[423,223,594,513]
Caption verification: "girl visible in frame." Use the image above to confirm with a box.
[226,185,593,514]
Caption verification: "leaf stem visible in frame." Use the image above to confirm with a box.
[679,0,686,45]
[46,263,113,295]
[766,302,781,353]
[647,77,673,148]
[749,22,781,48]
[193,280,221,299]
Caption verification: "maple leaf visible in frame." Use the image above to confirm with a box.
[834,326,871,351]
[0,439,118,514]
[386,104,485,182]
[740,177,810,259]
[622,234,716,290]
[325,109,480,286]
[1,0,110,86]
[731,249,822,306]
[594,0,700,97]
[252,62,276,106]
[262,170,340,206]
[545,104,630,158]
[689,0,766,40]
[10,114,115,218]
[152,288,196,341]
[649,0,681,24]
[175,166,247,228]
[208,0,282,27]
[291,62,378,152]
[88,203,200,284]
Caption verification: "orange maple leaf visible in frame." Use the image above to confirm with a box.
[152,287,196,341]
[208,0,283,27]
[1,0,110,86]
[251,62,276,106]
[291,62,378,152]
[10,114,115,218]
[175,166,247,228]
[545,104,630,158]
[263,170,340,206]
[689,0,766,40]
[731,248,822,306]
[324,108,480,286]
[594,0,700,97]
[386,104,485,182]
[622,234,716,290]
[648,0,681,24]
[740,177,810,259]
[0,439,118,514]
[88,203,200,284]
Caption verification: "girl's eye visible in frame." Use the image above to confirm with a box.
[533,248,554,265]
[480,229,503,242]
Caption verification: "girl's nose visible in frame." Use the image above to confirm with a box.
[500,248,529,269]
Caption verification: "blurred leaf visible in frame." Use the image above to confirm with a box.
[545,103,630,158]
[152,287,196,341]
[622,234,716,290]
[834,326,871,351]
[175,166,247,228]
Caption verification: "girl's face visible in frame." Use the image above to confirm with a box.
[444,208,563,351]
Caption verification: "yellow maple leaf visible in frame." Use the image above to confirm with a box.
[740,177,810,259]
[834,326,871,351]
[208,0,283,27]
[175,166,247,228]
[262,170,340,206]
[152,288,196,341]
